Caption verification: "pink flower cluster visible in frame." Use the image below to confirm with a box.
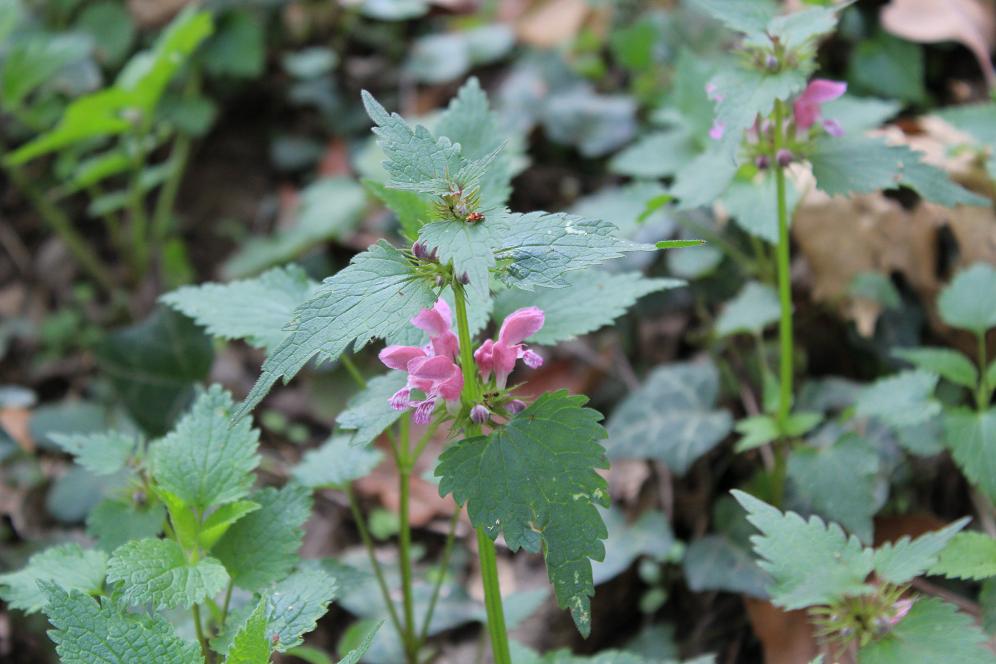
[378,300,545,424]
[707,78,847,142]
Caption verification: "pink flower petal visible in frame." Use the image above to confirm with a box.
[492,342,518,388]
[800,79,847,104]
[431,331,460,360]
[411,299,451,337]
[474,339,495,379]
[521,349,544,369]
[709,120,725,141]
[410,355,459,381]
[379,345,427,371]
[498,307,545,346]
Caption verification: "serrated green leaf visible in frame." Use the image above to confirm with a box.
[336,372,406,448]
[336,620,382,664]
[150,385,260,511]
[683,535,770,598]
[491,211,656,291]
[873,518,969,584]
[715,282,780,338]
[155,486,200,551]
[265,568,337,651]
[106,538,229,609]
[201,10,264,79]
[437,390,610,636]
[493,271,679,345]
[732,490,873,609]
[686,0,776,34]
[87,498,165,553]
[162,266,319,352]
[292,435,382,489]
[224,601,271,664]
[856,370,941,428]
[200,500,261,550]
[808,136,988,207]
[711,66,808,152]
[214,484,312,591]
[671,144,740,209]
[0,33,90,110]
[43,587,203,664]
[363,179,433,241]
[822,95,901,134]
[436,76,516,209]
[927,530,996,581]
[859,597,996,664]
[938,102,996,147]
[0,544,108,614]
[766,5,839,50]
[944,407,996,502]
[893,347,978,389]
[418,220,496,299]
[237,242,435,417]
[734,415,780,452]
[720,172,799,243]
[938,263,996,335]
[610,130,699,179]
[787,435,879,543]
[605,362,733,475]
[50,430,137,475]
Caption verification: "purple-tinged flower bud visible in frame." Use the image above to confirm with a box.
[435,275,444,287]
[470,404,491,424]
[459,272,470,285]
[412,242,429,259]
[428,247,438,261]
[506,399,527,415]
[765,54,779,72]
[755,154,770,170]
[776,148,793,167]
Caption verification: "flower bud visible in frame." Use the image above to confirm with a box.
[755,154,770,170]
[776,148,793,167]
[412,242,429,259]
[470,404,491,424]
[435,275,444,287]
[506,399,527,415]
[458,271,470,285]
[765,54,779,72]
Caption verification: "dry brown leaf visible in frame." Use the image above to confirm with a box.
[127,0,191,28]
[744,597,824,664]
[0,407,33,453]
[881,0,995,85]
[516,0,590,48]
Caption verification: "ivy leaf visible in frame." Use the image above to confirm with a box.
[0,544,108,614]
[938,263,996,335]
[732,490,874,609]
[292,435,383,490]
[593,508,674,585]
[361,90,463,195]
[715,282,781,338]
[683,535,770,598]
[808,136,988,208]
[491,211,656,291]
[605,362,733,475]
[106,538,229,610]
[893,347,979,390]
[493,271,680,345]
[150,385,260,511]
[223,601,271,664]
[436,76,516,209]
[710,66,808,154]
[437,390,610,636]
[873,518,970,584]
[787,435,879,544]
[336,373,406,448]
[930,532,996,580]
[43,587,203,664]
[264,567,337,651]
[418,220,496,299]
[609,129,699,180]
[856,370,941,428]
[50,430,138,476]
[213,484,312,591]
[943,408,996,502]
[858,598,996,664]
[237,242,435,417]
[87,498,165,552]
[162,265,319,352]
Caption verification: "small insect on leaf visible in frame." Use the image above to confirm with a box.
[466,211,485,223]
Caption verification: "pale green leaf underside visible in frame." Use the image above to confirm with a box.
[162,265,319,351]
[859,598,996,664]
[605,361,733,475]
[937,263,996,334]
[336,372,407,448]
[893,347,978,390]
[930,531,996,580]
[213,484,312,591]
[44,587,203,664]
[237,241,436,417]
[151,385,260,511]
[733,490,873,609]
[715,281,780,338]
[51,430,137,476]
[419,220,497,299]
[856,370,940,428]
[437,390,610,636]
[944,408,996,503]
[292,435,383,489]
[873,518,969,584]
[106,538,229,610]
[493,271,680,345]
[0,543,108,614]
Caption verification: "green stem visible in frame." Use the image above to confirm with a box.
[452,281,510,664]
[476,529,512,664]
[341,354,368,390]
[978,332,990,410]
[396,415,417,663]
[192,604,209,661]
[128,128,151,280]
[771,99,794,428]
[4,163,117,295]
[152,132,191,242]
[418,508,461,645]
[219,579,234,628]
[347,484,405,640]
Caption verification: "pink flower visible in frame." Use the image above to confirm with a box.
[793,79,846,137]
[475,307,545,388]
[410,299,459,360]
[706,83,726,141]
